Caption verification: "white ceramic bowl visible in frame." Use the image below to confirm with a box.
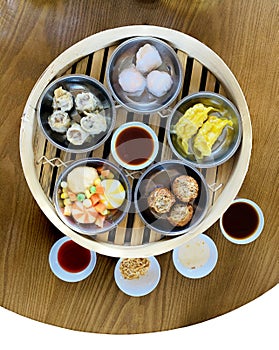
[111,121,159,170]
[172,234,218,279]
[114,256,161,297]
[219,198,264,244]
[49,236,97,282]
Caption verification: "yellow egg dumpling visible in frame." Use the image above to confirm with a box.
[193,116,233,158]
[175,103,214,154]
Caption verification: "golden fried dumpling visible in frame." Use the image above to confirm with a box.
[174,103,214,154]
[52,86,73,111]
[193,116,233,158]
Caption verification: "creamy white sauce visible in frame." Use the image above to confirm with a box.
[178,238,210,269]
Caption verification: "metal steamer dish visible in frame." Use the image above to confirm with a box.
[20,25,252,258]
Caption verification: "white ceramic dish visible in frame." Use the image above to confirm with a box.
[111,121,159,170]
[49,236,97,282]
[172,233,218,278]
[219,198,264,244]
[114,256,161,296]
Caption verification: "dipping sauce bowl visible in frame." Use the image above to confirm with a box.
[219,198,264,244]
[111,122,159,171]
[49,236,97,282]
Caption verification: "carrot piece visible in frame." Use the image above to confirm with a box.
[90,194,100,206]
[94,202,107,214]
[95,185,105,194]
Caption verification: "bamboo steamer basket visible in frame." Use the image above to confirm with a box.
[19,25,252,258]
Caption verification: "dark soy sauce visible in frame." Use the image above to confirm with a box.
[58,240,91,273]
[222,202,259,239]
[115,126,154,165]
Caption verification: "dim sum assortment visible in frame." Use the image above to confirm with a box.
[38,37,241,240]
[57,165,127,229]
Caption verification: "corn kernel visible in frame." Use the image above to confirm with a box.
[94,178,101,186]
[61,192,69,199]
[85,189,92,199]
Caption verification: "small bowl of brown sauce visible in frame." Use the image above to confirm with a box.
[219,198,264,244]
[111,121,159,170]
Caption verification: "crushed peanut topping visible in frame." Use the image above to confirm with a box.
[120,258,150,280]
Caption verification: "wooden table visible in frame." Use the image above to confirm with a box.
[0,0,278,334]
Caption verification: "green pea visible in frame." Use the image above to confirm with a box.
[77,193,86,202]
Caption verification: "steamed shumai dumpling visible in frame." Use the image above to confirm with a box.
[66,123,89,146]
[48,110,71,133]
[52,86,73,111]
[146,70,173,97]
[118,65,146,94]
[80,111,107,134]
[75,92,99,113]
[135,44,162,74]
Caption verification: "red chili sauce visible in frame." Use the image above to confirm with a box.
[58,240,91,273]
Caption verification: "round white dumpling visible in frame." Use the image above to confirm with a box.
[118,66,146,94]
[146,70,173,97]
[136,44,162,74]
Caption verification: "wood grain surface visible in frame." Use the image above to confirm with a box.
[0,0,278,334]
